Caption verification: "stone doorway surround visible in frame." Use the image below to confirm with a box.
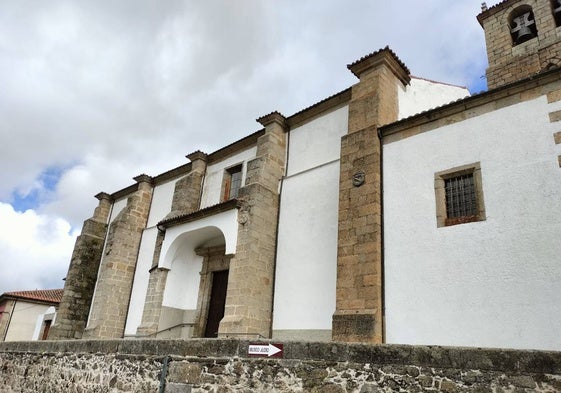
[193,246,232,338]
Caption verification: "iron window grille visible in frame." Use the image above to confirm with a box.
[435,162,486,227]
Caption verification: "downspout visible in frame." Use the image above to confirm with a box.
[268,125,290,338]
[377,127,386,343]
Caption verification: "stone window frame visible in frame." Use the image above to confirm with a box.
[221,163,243,202]
[434,162,486,228]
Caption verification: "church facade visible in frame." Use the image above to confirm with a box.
[51,0,561,351]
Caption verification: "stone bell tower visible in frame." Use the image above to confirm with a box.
[479,0,561,89]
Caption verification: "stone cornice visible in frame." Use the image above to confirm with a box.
[477,0,512,26]
[157,199,239,230]
[207,130,264,164]
[287,88,352,128]
[380,66,561,142]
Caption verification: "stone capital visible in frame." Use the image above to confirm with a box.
[186,150,208,163]
[347,46,410,86]
[133,174,154,185]
[256,111,287,130]
[94,192,112,202]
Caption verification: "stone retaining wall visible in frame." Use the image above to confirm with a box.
[1,339,560,392]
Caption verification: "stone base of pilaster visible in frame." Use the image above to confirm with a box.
[332,310,380,343]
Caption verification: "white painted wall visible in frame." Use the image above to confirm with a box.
[286,106,348,176]
[146,179,177,228]
[124,227,159,335]
[4,301,53,341]
[273,106,347,334]
[384,96,561,350]
[199,147,257,209]
[31,306,56,340]
[160,217,236,310]
[108,198,127,224]
[398,77,470,120]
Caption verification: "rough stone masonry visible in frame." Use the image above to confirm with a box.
[1,339,561,392]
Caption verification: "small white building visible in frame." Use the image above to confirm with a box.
[0,289,62,342]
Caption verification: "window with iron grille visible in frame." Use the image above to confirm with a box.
[435,162,485,227]
[445,173,477,218]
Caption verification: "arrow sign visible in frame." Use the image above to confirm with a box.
[248,343,283,358]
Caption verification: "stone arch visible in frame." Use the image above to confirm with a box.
[158,226,231,338]
[509,5,538,46]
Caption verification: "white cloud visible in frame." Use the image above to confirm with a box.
[0,0,502,292]
[0,203,76,292]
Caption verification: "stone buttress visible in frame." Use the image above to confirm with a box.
[218,112,287,338]
[49,193,111,339]
[332,48,410,343]
[136,151,208,337]
[82,175,154,339]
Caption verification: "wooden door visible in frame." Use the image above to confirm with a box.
[204,270,229,338]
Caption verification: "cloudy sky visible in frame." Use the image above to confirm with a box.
[0,0,499,293]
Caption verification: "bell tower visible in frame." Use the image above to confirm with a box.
[478,0,561,89]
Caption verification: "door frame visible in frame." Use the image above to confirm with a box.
[193,246,232,337]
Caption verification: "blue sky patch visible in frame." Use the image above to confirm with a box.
[11,166,66,212]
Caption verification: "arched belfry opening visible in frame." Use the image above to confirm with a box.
[551,0,561,27]
[509,5,538,45]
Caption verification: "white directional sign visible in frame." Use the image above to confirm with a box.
[248,343,284,358]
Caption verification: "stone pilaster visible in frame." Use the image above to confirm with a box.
[218,112,286,338]
[83,175,154,339]
[332,48,408,343]
[136,152,207,337]
[135,231,167,337]
[49,192,111,340]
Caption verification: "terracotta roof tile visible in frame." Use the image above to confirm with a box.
[4,289,63,304]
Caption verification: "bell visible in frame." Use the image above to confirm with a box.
[511,12,535,45]
[514,25,534,44]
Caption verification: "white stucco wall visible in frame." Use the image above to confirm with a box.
[146,179,177,228]
[31,306,56,340]
[124,227,159,335]
[398,77,470,120]
[273,106,347,334]
[286,106,348,176]
[383,96,561,350]
[4,301,53,341]
[108,198,127,224]
[199,147,257,209]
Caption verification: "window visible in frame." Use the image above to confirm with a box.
[222,164,243,201]
[434,162,485,227]
[509,6,538,46]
